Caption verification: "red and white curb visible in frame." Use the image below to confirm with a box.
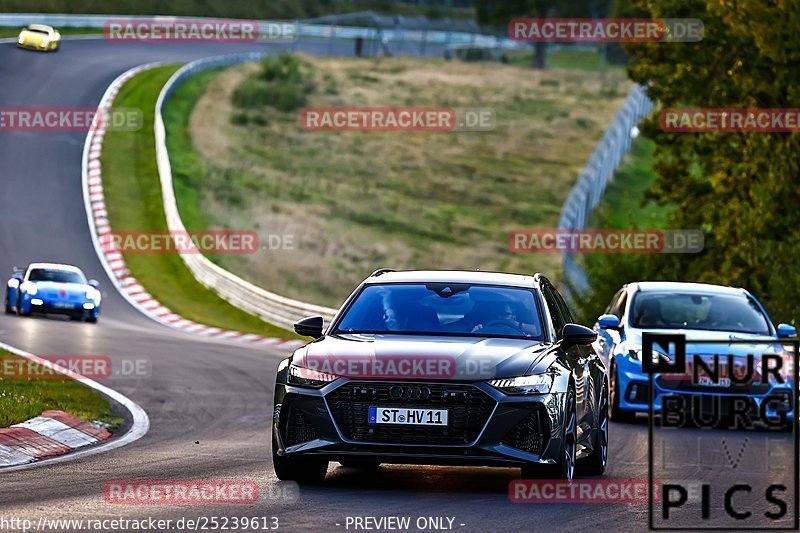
[81,64,303,351]
[0,340,149,471]
[0,410,111,467]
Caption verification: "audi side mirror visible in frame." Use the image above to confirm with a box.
[561,324,597,347]
[597,314,621,330]
[88,279,100,288]
[294,316,324,338]
[777,323,797,338]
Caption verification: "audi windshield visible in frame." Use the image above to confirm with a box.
[335,283,544,340]
[630,291,772,335]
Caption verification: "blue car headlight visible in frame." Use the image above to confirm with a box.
[20,282,37,296]
[629,348,669,364]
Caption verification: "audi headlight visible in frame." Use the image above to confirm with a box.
[86,288,101,301]
[20,282,37,296]
[7,278,19,289]
[287,364,338,388]
[488,373,552,395]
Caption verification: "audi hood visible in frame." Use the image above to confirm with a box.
[292,334,556,381]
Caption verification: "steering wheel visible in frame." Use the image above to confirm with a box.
[481,319,526,335]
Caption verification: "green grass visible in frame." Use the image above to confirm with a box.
[0,27,102,39]
[0,353,122,428]
[589,137,668,229]
[164,54,630,307]
[162,69,220,234]
[101,65,299,339]
[507,48,625,72]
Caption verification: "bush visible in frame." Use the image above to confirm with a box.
[232,54,313,114]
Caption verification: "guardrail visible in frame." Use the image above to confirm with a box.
[558,84,653,297]
[154,53,339,329]
[0,13,512,51]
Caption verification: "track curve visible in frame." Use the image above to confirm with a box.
[0,38,793,533]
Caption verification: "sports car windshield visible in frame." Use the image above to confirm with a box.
[631,292,771,335]
[26,27,50,35]
[336,283,544,340]
[27,269,85,284]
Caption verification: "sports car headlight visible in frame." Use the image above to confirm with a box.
[17,35,24,44]
[287,364,338,388]
[86,288,100,301]
[7,278,19,289]
[20,282,37,295]
[489,373,552,395]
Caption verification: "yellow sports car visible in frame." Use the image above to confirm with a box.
[17,24,61,52]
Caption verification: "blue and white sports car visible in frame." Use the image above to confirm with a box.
[5,263,101,322]
[594,282,795,423]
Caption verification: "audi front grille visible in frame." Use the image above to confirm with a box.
[284,405,320,447]
[501,407,548,455]
[325,382,496,445]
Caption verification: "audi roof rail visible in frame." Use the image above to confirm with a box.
[369,268,396,278]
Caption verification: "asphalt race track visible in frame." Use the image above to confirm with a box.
[0,38,795,532]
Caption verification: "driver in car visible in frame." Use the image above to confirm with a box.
[471,302,517,333]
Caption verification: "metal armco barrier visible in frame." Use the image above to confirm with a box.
[0,13,511,53]
[557,85,654,297]
[154,53,340,329]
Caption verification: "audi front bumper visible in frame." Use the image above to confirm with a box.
[273,377,569,469]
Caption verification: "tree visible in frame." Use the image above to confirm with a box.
[476,0,607,68]
[598,0,800,323]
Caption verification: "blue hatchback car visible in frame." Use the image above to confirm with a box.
[5,263,101,322]
[594,282,796,423]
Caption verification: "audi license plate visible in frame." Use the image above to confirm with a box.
[53,302,75,309]
[368,407,448,426]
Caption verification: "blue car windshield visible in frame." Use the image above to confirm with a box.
[28,269,85,284]
[631,292,771,335]
[336,283,544,340]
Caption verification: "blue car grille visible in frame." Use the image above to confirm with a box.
[39,291,82,302]
[656,354,772,395]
